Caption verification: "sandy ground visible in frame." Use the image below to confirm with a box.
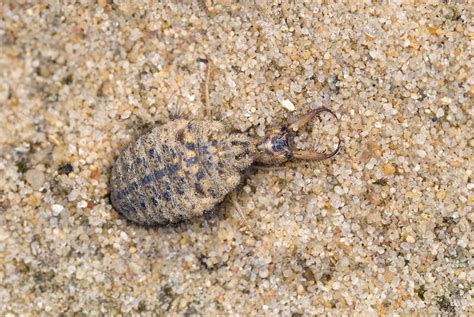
[0,1,472,315]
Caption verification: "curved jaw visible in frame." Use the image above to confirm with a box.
[290,107,341,161]
[288,107,337,132]
[292,139,342,161]
[256,107,341,165]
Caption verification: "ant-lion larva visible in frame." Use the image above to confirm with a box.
[109,64,341,226]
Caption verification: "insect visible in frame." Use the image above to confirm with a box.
[109,107,341,226]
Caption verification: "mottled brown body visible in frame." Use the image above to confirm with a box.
[110,107,341,226]
[110,119,254,225]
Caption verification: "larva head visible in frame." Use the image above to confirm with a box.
[255,127,293,165]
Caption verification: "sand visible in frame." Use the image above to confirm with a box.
[0,1,472,315]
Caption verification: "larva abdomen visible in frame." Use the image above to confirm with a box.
[110,119,254,226]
